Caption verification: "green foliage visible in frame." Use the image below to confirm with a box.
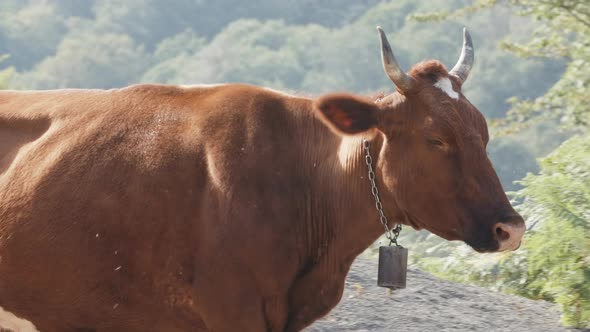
[0,1,561,114]
[414,0,590,132]
[15,29,148,89]
[513,136,590,326]
[0,3,67,70]
[0,54,14,89]
[141,29,206,83]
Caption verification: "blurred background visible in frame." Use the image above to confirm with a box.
[0,0,587,328]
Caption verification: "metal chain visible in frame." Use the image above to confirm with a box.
[363,139,402,246]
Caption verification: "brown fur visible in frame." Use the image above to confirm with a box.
[0,59,523,331]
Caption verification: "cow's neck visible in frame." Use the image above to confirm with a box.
[294,103,397,270]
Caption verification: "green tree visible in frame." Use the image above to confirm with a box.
[497,0,590,132]
[146,19,305,89]
[0,3,67,70]
[15,29,149,89]
[511,135,590,326]
[141,29,206,83]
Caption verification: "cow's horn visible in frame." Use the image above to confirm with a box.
[377,26,414,92]
[449,28,474,83]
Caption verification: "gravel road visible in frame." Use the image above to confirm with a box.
[307,255,587,332]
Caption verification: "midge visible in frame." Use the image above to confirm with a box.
[0,27,523,331]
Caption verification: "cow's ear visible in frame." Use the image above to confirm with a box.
[314,94,379,135]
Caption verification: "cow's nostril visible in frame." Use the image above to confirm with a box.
[495,224,510,242]
[493,218,525,251]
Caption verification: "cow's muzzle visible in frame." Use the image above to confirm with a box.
[493,215,525,251]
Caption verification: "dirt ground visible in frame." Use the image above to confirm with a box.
[307,255,588,332]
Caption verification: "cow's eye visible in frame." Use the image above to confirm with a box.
[427,138,444,147]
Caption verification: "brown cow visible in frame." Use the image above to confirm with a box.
[0,27,524,331]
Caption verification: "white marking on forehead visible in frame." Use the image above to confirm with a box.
[0,306,39,332]
[434,77,459,100]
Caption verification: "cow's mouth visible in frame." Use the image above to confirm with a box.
[464,237,501,253]
[471,244,500,253]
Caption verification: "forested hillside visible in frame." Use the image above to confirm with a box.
[1,0,587,328]
[0,0,566,190]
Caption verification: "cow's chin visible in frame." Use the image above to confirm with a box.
[427,229,500,253]
[464,238,501,253]
[403,214,475,244]
[404,211,470,240]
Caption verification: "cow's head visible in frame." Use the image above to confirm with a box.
[314,27,525,252]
